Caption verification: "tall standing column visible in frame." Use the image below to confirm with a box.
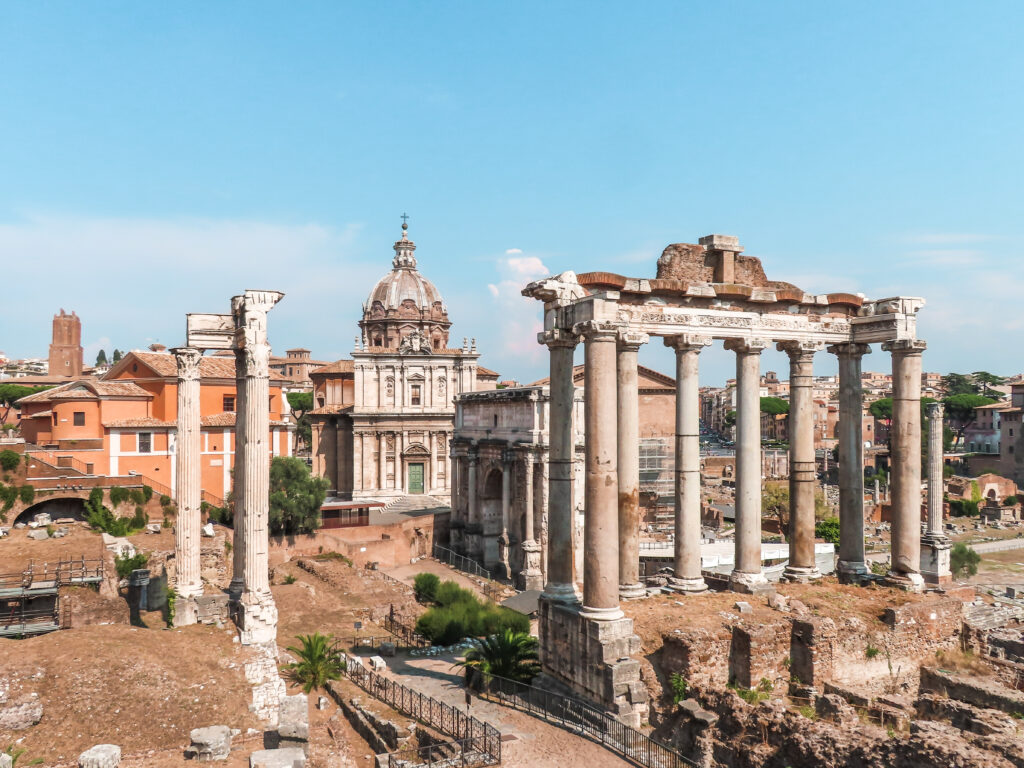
[378,432,387,491]
[229,346,248,599]
[666,334,711,593]
[520,456,543,590]
[577,321,624,620]
[541,329,581,603]
[466,447,481,561]
[233,290,284,645]
[172,347,203,625]
[884,339,927,590]
[921,402,952,585]
[724,338,770,592]
[498,448,513,582]
[617,331,648,600]
[829,343,871,583]
[780,342,823,582]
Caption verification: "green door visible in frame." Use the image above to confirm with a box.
[408,463,425,494]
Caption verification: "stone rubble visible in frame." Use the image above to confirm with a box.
[78,744,121,768]
[184,724,234,761]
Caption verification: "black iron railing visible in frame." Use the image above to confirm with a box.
[344,662,500,768]
[479,673,696,768]
[432,544,491,582]
[384,609,431,648]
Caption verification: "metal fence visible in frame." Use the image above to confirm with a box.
[345,662,500,768]
[384,611,431,648]
[433,544,492,582]
[478,673,696,768]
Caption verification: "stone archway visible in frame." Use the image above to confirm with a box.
[14,496,89,526]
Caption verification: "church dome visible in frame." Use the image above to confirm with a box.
[360,222,452,350]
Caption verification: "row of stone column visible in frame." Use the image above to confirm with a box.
[540,324,931,613]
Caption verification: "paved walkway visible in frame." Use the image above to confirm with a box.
[386,559,488,598]
[381,650,632,768]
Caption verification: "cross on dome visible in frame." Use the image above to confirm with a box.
[393,213,417,268]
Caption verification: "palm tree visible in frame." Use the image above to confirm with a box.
[456,629,540,684]
[283,632,346,693]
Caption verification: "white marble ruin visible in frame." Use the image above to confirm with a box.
[522,234,930,724]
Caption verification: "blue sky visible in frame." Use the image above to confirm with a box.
[1,2,1021,385]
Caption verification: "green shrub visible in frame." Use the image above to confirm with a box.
[88,487,104,508]
[109,486,128,507]
[18,484,34,505]
[159,494,172,508]
[132,505,148,529]
[1004,495,1018,506]
[141,485,153,503]
[435,579,466,607]
[0,484,16,513]
[85,497,146,537]
[866,644,880,659]
[284,574,297,585]
[129,488,146,506]
[670,672,688,704]
[814,517,840,545]
[951,543,981,578]
[949,499,980,517]
[414,584,529,645]
[114,552,149,580]
[414,572,441,603]
[0,450,20,471]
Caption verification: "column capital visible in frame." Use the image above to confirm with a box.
[664,334,713,352]
[827,342,872,358]
[501,446,516,465]
[617,329,649,351]
[238,343,271,378]
[723,337,770,354]
[538,328,579,349]
[572,320,623,340]
[882,339,927,355]
[777,340,824,358]
[926,401,944,419]
[171,347,202,380]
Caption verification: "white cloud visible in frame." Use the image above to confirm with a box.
[504,247,523,255]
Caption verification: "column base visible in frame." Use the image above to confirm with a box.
[172,593,200,627]
[920,535,953,586]
[781,566,822,584]
[542,582,582,604]
[580,604,625,622]
[883,570,925,592]
[729,570,773,595]
[836,559,871,585]
[519,569,545,592]
[667,576,708,594]
[234,590,279,645]
[618,582,647,600]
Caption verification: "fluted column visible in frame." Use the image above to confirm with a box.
[725,338,770,592]
[541,329,581,604]
[617,330,648,600]
[829,343,871,583]
[232,289,283,645]
[499,448,513,582]
[172,347,203,625]
[666,334,711,593]
[577,321,623,620]
[780,341,823,582]
[229,346,248,599]
[520,455,543,590]
[921,402,952,584]
[885,339,927,591]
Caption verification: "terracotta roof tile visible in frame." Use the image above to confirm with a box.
[309,405,354,415]
[477,366,500,378]
[311,359,355,376]
[17,379,152,403]
[201,412,293,428]
[110,351,288,383]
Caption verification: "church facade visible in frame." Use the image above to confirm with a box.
[309,223,497,503]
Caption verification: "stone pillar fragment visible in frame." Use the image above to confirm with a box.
[725,338,770,592]
[829,343,871,584]
[780,341,822,583]
[921,402,952,585]
[884,339,927,591]
[519,456,543,591]
[577,320,624,620]
[172,346,203,625]
[666,334,711,593]
[616,330,648,600]
[541,329,581,604]
[232,290,284,644]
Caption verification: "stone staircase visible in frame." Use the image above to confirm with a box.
[383,494,450,515]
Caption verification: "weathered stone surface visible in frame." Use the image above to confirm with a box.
[920,666,1024,718]
[78,744,121,768]
[249,747,306,768]
[734,601,753,614]
[0,693,43,730]
[27,529,49,540]
[815,693,857,725]
[278,693,309,752]
[0,753,12,768]
[186,724,233,761]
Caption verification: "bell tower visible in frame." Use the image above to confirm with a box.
[48,309,83,377]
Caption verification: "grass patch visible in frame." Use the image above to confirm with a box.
[414,576,528,645]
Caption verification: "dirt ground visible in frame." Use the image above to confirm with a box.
[0,522,105,574]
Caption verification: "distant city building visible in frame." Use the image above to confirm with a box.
[48,309,83,378]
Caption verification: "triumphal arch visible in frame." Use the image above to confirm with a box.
[523,234,933,726]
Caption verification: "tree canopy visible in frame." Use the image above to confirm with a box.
[269,456,329,535]
[287,392,314,453]
[0,384,52,422]
[941,373,978,397]
[972,371,1006,398]
[759,396,789,416]
[943,393,998,448]
[869,398,893,422]
[112,349,123,364]
[95,350,108,367]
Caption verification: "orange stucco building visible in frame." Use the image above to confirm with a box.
[18,351,293,503]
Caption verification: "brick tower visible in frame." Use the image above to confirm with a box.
[48,309,83,377]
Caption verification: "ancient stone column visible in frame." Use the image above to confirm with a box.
[172,346,203,625]
[520,456,543,591]
[466,447,481,560]
[884,339,927,591]
[724,338,769,592]
[616,330,648,600]
[499,448,513,582]
[921,402,952,585]
[233,290,283,645]
[829,343,871,584]
[229,345,248,599]
[780,341,822,583]
[577,321,624,620]
[541,329,581,603]
[666,334,711,593]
